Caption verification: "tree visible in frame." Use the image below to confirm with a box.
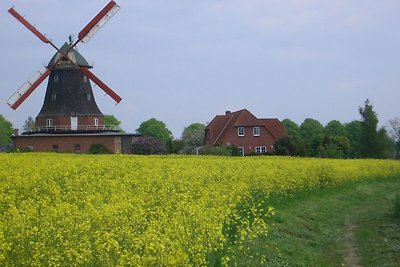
[319,136,350,158]
[274,136,306,156]
[23,116,37,132]
[282,119,302,140]
[359,99,380,158]
[278,119,306,156]
[324,120,346,137]
[136,118,172,143]
[387,118,400,159]
[180,123,206,154]
[345,120,362,158]
[377,127,396,159]
[104,115,122,131]
[300,118,324,157]
[0,115,13,145]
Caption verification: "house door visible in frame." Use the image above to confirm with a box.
[71,116,78,131]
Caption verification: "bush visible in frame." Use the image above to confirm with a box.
[199,145,240,156]
[89,144,112,154]
[131,137,167,155]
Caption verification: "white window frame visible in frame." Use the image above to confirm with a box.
[83,76,88,83]
[46,119,53,127]
[94,117,99,127]
[255,146,267,154]
[54,75,59,83]
[238,147,244,157]
[238,127,245,136]
[253,126,260,137]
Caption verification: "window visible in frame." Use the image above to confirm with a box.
[238,127,245,136]
[46,119,53,127]
[255,146,267,154]
[94,117,99,127]
[74,144,81,153]
[52,144,58,151]
[51,93,56,101]
[86,93,91,101]
[239,147,244,157]
[253,127,260,136]
[83,76,88,83]
[54,75,59,83]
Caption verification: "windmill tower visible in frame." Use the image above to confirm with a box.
[8,1,122,133]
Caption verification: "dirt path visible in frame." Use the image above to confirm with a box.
[342,222,363,267]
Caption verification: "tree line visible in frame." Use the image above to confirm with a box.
[275,99,398,159]
[0,99,399,158]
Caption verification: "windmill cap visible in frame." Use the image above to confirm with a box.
[47,42,92,69]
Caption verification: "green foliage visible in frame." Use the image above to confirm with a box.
[300,118,324,157]
[104,115,121,127]
[359,99,380,158]
[88,144,112,154]
[200,145,240,156]
[167,139,185,154]
[377,128,396,159]
[136,118,172,143]
[180,123,206,154]
[282,119,302,140]
[324,120,346,137]
[274,135,306,156]
[345,120,363,158]
[318,136,350,158]
[0,115,13,145]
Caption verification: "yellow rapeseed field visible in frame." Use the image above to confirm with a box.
[0,153,399,266]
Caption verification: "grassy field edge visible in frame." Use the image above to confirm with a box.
[239,176,400,266]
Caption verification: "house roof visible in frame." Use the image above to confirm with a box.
[206,109,285,145]
[260,118,286,139]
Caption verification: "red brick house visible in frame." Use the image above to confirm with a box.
[204,109,285,156]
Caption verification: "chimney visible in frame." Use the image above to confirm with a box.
[225,110,231,115]
[13,128,19,136]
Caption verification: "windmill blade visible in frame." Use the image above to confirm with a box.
[8,7,50,44]
[78,1,120,44]
[7,66,51,110]
[80,67,122,104]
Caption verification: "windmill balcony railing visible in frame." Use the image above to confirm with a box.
[24,125,122,133]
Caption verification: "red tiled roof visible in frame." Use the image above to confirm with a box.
[260,118,286,139]
[205,109,285,145]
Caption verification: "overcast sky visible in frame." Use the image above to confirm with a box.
[0,0,399,138]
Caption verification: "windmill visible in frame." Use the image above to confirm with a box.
[7,1,122,133]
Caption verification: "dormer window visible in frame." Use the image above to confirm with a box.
[86,93,91,101]
[94,118,99,127]
[54,75,59,83]
[238,127,245,136]
[83,76,88,83]
[51,93,56,101]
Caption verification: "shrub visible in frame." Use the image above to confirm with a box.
[200,145,240,156]
[89,144,112,154]
[131,136,167,155]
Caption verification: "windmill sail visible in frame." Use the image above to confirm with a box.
[80,67,122,104]
[7,66,50,110]
[8,7,50,44]
[78,1,120,43]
